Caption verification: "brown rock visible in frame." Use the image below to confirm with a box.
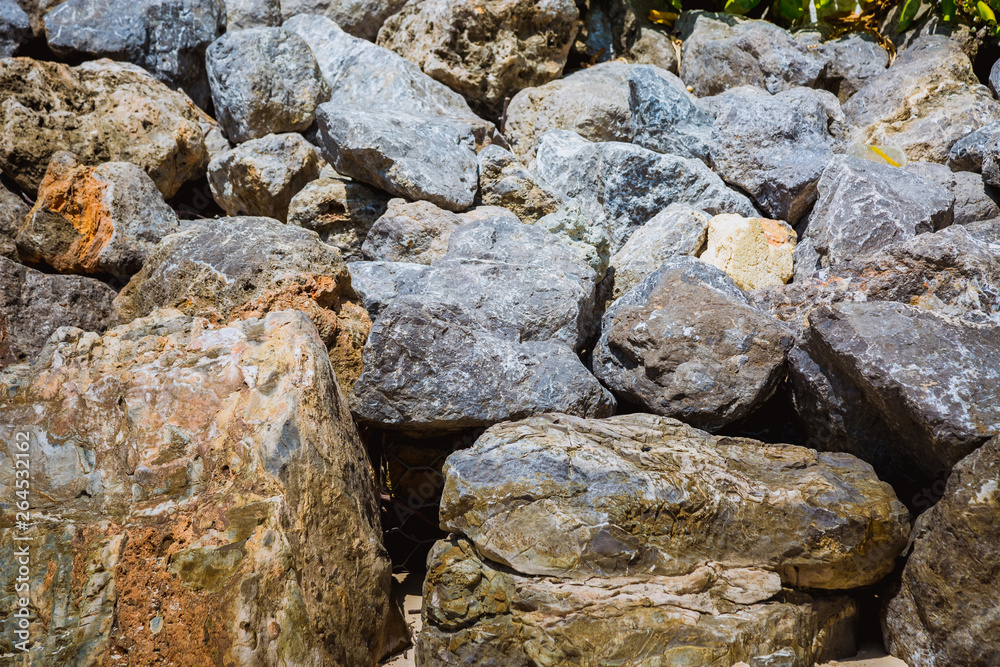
[286,177,390,262]
[0,178,28,260]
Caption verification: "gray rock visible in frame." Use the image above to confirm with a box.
[0,255,118,366]
[224,0,280,29]
[279,0,405,41]
[946,120,1000,172]
[350,218,615,434]
[575,0,679,72]
[347,260,432,320]
[594,257,792,431]
[795,30,890,102]
[797,156,954,275]
[533,130,757,252]
[628,64,714,163]
[992,58,1000,98]
[677,12,825,97]
[982,136,1000,189]
[0,0,30,56]
[907,160,1000,225]
[287,177,390,261]
[534,201,612,280]
[314,103,478,212]
[476,144,563,223]
[205,27,330,143]
[43,0,223,107]
[883,436,1000,667]
[0,180,27,260]
[964,216,1000,248]
[207,133,321,222]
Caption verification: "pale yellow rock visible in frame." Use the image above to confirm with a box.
[699,213,796,290]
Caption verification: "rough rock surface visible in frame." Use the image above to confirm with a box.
[946,119,1000,172]
[43,0,223,107]
[0,179,28,260]
[205,27,330,143]
[347,259,432,320]
[287,177,390,261]
[0,255,118,366]
[699,213,796,290]
[314,103,479,211]
[280,0,405,41]
[534,201,612,279]
[225,0,281,29]
[795,30,890,102]
[0,0,30,56]
[0,309,407,665]
[843,35,1000,163]
[883,436,1000,666]
[207,133,321,222]
[351,218,615,434]
[376,0,579,118]
[907,160,1000,225]
[114,217,371,393]
[16,152,179,281]
[476,144,563,223]
[0,57,208,198]
[629,64,714,163]
[594,257,792,430]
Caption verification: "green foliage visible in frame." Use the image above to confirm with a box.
[896,0,922,29]
[724,0,764,14]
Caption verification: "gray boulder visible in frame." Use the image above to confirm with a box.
[314,103,479,211]
[0,0,29,56]
[907,160,1000,225]
[224,0,280,29]
[205,27,330,143]
[628,64,713,163]
[594,257,792,431]
[476,144,563,223]
[0,180,27,260]
[279,0,405,41]
[347,260,432,320]
[287,177,390,261]
[575,0,679,72]
[795,30,890,102]
[946,120,1000,172]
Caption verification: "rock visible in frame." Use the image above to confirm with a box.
[287,177,390,261]
[362,199,518,265]
[982,138,1000,189]
[677,12,826,97]
[314,103,478,212]
[347,260,433,320]
[0,58,208,198]
[699,213,796,290]
[533,130,758,253]
[790,301,1000,481]
[350,217,615,434]
[0,309,407,665]
[16,152,180,281]
[947,120,1000,172]
[594,257,792,430]
[628,64,714,163]
[0,0,30,56]
[476,144,563,223]
[376,0,579,118]
[797,156,954,277]
[224,0,280,29]
[205,27,330,143]
[601,0,680,70]
[883,436,1000,666]
[420,535,859,667]
[607,203,709,300]
[843,35,1000,163]
[207,133,321,222]
[0,180,28,260]
[0,255,118,366]
[795,30,890,102]
[43,0,223,107]
[534,201,612,279]
[280,0,405,41]
[113,217,371,393]
[907,160,1000,225]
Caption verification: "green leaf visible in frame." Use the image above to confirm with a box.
[724,0,762,14]
[896,0,921,30]
[775,0,805,19]
[979,0,997,22]
[942,0,956,20]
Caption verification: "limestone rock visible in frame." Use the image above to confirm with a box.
[280,0,405,40]
[946,120,1000,172]
[205,27,330,143]
[207,133,321,222]
[114,217,371,393]
[347,259,432,320]
[795,30,890,102]
[314,103,478,211]
[287,177,390,261]
[0,255,118,366]
[224,0,280,28]
[629,64,714,163]
[16,152,180,281]
[476,144,563,223]
[350,217,615,434]
[907,160,1000,225]
[594,257,792,430]
[0,180,28,260]
[376,0,579,118]
[0,0,30,56]
[0,57,208,198]
[699,214,795,290]
[534,201,612,280]
[0,309,407,665]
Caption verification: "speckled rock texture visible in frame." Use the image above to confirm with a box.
[286,177,390,261]
[0,0,29,56]
[224,0,280,29]
[0,179,28,261]
[346,259,433,320]
[280,0,405,40]
[629,64,714,164]
[699,213,796,291]
[476,144,563,223]
[906,160,1000,225]
[0,309,408,665]
[947,119,1000,172]
[794,30,890,102]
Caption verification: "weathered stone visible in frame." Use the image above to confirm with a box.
[843,35,1000,163]
[280,0,405,41]
[43,0,223,107]
[376,0,579,118]
[205,27,330,143]
[594,257,792,430]
[0,0,30,56]
[883,436,1000,666]
[314,103,478,211]
[0,58,208,198]
[699,213,796,290]
[0,309,407,665]
[287,177,390,261]
[419,535,859,667]
[533,130,758,253]
[476,144,563,223]
[224,0,280,29]
[207,133,321,222]
[534,201,612,280]
[347,260,433,320]
[350,218,615,434]
[629,64,714,163]
[16,152,179,281]
[362,199,517,265]
[0,255,117,366]
[946,120,1000,172]
[114,217,371,393]
[797,156,954,276]
[795,30,890,102]
[0,179,28,260]
[907,160,1000,225]
[575,0,679,71]
[982,136,1000,190]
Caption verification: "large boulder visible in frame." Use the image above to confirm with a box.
[0,179,28,260]
[376,0,579,118]
[205,27,330,143]
[0,309,408,665]
[280,0,405,40]
[0,58,208,198]
[287,177,390,261]
[347,259,433,320]
[594,257,792,431]
[0,255,118,366]
[883,436,1000,666]
[350,218,615,434]
[628,64,714,163]
[0,0,30,56]
[114,217,371,393]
